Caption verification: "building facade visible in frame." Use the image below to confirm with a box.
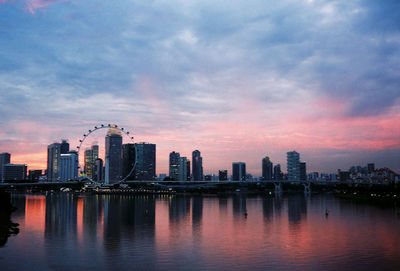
[169,151,180,181]
[287,151,300,181]
[179,157,187,182]
[59,152,78,182]
[192,150,203,181]
[105,128,123,184]
[262,156,273,181]
[135,143,156,181]
[0,152,11,183]
[274,164,283,180]
[3,164,27,181]
[84,145,98,179]
[47,143,61,182]
[232,162,246,181]
[300,161,307,181]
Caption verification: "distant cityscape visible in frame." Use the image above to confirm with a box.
[0,126,399,184]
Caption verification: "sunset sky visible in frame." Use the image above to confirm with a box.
[0,0,399,175]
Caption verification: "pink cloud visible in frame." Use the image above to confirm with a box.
[0,0,68,14]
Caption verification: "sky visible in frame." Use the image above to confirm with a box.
[0,0,399,176]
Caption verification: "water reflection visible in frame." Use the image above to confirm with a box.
[3,193,400,270]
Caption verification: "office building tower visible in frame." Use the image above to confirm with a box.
[274,164,283,180]
[3,164,27,181]
[135,142,156,181]
[186,159,191,181]
[122,143,136,180]
[84,144,98,179]
[179,157,187,182]
[262,156,273,181]
[59,152,78,182]
[47,143,61,182]
[232,162,246,181]
[300,161,307,181]
[122,143,156,181]
[0,152,11,183]
[60,139,70,154]
[192,150,203,181]
[105,127,123,184]
[93,158,103,182]
[287,151,300,181]
[169,151,180,181]
[219,170,228,181]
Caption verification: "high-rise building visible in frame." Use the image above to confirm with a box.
[122,143,136,180]
[60,139,70,154]
[135,143,156,181]
[262,156,273,181]
[232,162,246,181]
[122,142,156,181]
[274,164,283,180]
[93,158,104,182]
[105,127,123,184]
[219,170,228,181]
[0,152,11,183]
[169,151,180,181]
[186,159,191,181]
[84,144,98,179]
[300,161,307,181]
[287,151,300,181]
[3,164,27,181]
[47,143,61,182]
[192,150,203,181]
[59,152,78,182]
[179,157,187,182]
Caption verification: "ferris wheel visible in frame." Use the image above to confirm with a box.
[76,124,137,184]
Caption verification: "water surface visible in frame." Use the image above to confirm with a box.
[1,193,400,270]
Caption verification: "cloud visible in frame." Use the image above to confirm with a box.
[0,0,399,174]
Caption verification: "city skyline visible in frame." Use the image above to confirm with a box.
[0,0,399,175]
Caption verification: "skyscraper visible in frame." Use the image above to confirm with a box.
[169,151,180,181]
[47,143,61,182]
[179,157,187,182]
[186,159,191,181]
[84,144,98,179]
[59,152,78,182]
[93,158,104,182]
[287,151,300,181]
[135,142,156,181]
[232,162,246,181]
[262,156,273,181]
[0,152,11,183]
[274,164,283,180]
[300,161,307,181]
[105,127,123,184]
[192,150,203,181]
[60,139,70,154]
[122,143,136,180]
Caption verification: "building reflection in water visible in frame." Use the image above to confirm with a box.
[287,194,307,227]
[191,196,203,239]
[232,194,247,218]
[168,195,191,225]
[218,197,228,216]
